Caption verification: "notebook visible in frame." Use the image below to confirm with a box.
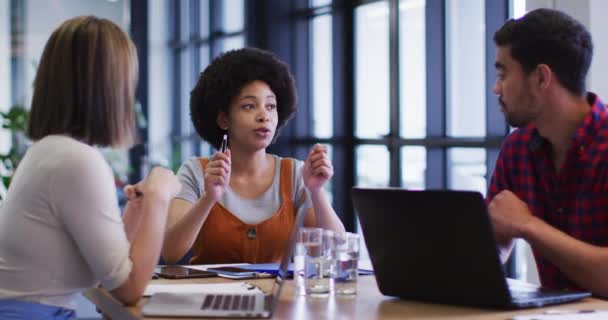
[351,188,591,309]
[142,212,305,318]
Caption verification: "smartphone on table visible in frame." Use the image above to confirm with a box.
[156,266,217,279]
[206,266,258,279]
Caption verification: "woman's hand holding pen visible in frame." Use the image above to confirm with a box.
[124,167,181,205]
[122,167,181,243]
[303,144,333,191]
[124,184,143,202]
[204,149,232,201]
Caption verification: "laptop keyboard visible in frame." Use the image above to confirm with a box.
[201,294,256,311]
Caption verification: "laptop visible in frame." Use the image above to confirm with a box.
[142,213,304,318]
[351,188,592,309]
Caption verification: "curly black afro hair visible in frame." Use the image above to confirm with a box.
[190,47,297,150]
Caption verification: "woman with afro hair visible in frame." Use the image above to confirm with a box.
[162,47,345,264]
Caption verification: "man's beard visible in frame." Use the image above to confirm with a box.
[504,110,530,128]
[500,96,536,128]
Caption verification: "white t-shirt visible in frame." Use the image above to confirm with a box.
[0,135,132,309]
[175,155,313,224]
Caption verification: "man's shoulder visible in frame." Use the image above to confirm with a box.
[502,125,535,149]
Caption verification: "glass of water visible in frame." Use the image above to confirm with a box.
[333,232,360,295]
[294,227,329,296]
[322,230,336,292]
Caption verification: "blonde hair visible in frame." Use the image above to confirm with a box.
[28,16,138,147]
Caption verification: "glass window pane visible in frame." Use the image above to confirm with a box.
[401,146,426,189]
[148,0,175,178]
[355,1,389,139]
[311,14,333,138]
[310,0,332,7]
[222,0,244,33]
[200,0,210,38]
[0,1,10,198]
[447,148,487,196]
[0,1,10,157]
[15,0,130,192]
[355,144,388,261]
[511,0,527,19]
[199,142,214,158]
[199,45,210,71]
[356,145,389,187]
[179,1,190,42]
[399,0,426,138]
[180,49,194,159]
[446,0,485,137]
[220,35,244,53]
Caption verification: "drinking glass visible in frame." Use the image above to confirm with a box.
[294,227,329,295]
[333,232,360,295]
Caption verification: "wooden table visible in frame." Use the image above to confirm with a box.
[85,275,608,319]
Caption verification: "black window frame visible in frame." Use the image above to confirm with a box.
[166,0,247,173]
[249,0,509,233]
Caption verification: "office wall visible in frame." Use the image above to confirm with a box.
[526,0,607,99]
[589,0,608,99]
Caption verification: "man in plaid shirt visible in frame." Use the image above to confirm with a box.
[487,8,608,296]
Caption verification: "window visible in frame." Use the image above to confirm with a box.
[445,0,487,195]
[401,146,426,189]
[355,1,390,140]
[1,0,131,189]
[148,0,246,172]
[0,1,11,160]
[447,148,487,195]
[155,0,512,262]
[311,14,333,138]
[271,0,509,241]
[399,0,426,139]
[446,1,486,138]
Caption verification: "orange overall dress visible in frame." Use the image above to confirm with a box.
[189,158,298,264]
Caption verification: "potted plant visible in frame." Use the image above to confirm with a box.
[0,106,29,200]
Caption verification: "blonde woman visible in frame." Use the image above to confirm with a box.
[0,16,180,319]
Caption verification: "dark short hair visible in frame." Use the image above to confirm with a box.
[28,16,138,147]
[190,47,297,149]
[493,8,592,96]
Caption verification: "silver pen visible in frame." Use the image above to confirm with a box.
[220,134,228,153]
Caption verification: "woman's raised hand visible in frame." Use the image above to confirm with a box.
[204,149,232,201]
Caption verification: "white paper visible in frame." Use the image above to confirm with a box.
[359,259,374,271]
[513,310,608,320]
[144,282,262,296]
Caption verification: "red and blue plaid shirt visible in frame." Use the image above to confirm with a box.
[488,92,608,290]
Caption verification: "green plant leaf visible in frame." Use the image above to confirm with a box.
[2,176,11,189]
[0,106,30,192]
